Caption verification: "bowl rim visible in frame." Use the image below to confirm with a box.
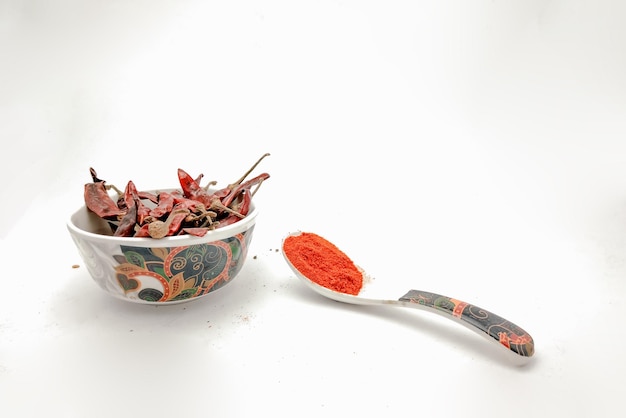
[67,199,258,248]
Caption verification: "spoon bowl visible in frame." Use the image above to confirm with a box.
[282,231,535,365]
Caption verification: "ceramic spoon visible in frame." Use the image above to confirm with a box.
[282,232,535,363]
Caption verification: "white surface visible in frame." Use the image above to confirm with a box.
[1,1,625,417]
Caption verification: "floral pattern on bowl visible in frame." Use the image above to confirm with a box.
[111,230,253,303]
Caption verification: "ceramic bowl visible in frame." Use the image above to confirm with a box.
[67,196,257,304]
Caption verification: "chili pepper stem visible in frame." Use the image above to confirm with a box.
[186,210,218,222]
[228,153,270,188]
[249,179,266,198]
[210,199,245,219]
[148,208,190,238]
[202,180,217,192]
[105,183,124,196]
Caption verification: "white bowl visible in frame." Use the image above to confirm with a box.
[67,198,258,304]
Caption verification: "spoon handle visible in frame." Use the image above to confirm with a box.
[399,290,535,358]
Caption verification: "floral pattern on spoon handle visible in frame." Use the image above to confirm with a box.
[399,290,535,357]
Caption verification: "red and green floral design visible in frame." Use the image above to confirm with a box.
[112,230,253,302]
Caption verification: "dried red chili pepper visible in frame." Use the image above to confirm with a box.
[233,188,252,216]
[149,191,175,218]
[178,168,212,204]
[137,190,159,204]
[147,208,190,238]
[114,200,137,237]
[221,172,269,208]
[134,223,152,237]
[84,153,270,238]
[84,183,123,219]
[216,214,242,228]
[84,168,125,219]
[181,227,209,237]
[125,181,151,225]
[171,195,206,212]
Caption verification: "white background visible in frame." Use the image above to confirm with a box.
[1,1,625,416]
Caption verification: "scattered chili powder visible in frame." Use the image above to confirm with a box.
[283,232,363,295]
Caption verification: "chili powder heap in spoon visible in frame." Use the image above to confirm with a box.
[283,232,363,295]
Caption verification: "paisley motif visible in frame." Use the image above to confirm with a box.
[112,228,253,302]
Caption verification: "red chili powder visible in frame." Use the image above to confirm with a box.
[283,232,363,295]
